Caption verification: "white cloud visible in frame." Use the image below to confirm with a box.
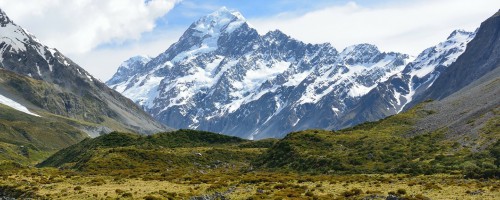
[250,0,500,55]
[0,0,180,54]
[67,29,184,82]
[0,0,182,80]
[1,0,498,81]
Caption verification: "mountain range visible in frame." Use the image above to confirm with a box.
[108,7,477,139]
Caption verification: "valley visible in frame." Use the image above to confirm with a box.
[2,167,499,199]
[0,125,498,199]
[0,97,498,199]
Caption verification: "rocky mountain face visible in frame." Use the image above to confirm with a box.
[106,56,152,86]
[108,7,478,139]
[339,30,476,128]
[0,8,168,137]
[416,9,500,102]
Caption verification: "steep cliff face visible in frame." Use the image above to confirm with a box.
[417,10,500,102]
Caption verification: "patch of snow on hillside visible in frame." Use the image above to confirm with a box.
[36,63,42,76]
[349,84,376,97]
[283,70,311,87]
[243,61,290,90]
[0,93,40,117]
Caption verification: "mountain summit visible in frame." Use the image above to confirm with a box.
[0,8,12,25]
[191,7,247,35]
[107,8,475,139]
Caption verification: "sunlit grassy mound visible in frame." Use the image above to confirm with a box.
[37,130,275,175]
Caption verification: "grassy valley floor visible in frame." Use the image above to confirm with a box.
[0,167,499,200]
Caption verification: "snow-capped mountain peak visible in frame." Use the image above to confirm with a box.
[106,55,152,87]
[192,7,247,36]
[405,29,475,78]
[122,55,152,69]
[447,29,474,40]
[0,9,90,79]
[263,30,291,43]
[348,29,477,122]
[341,43,379,55]
[403,29,475,97]
[0,10,31,54]
[0,8,12,25]
[340,43,382,65]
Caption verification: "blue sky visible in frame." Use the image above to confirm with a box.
[101,0,402,49]
[1,0,499,80]
[98,0,368,49]
[158,0,373,26]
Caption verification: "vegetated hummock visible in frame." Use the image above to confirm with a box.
[37,130,256,172]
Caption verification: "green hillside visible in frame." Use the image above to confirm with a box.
[0,104,87,165]
[0,68,163,135]
[255,103,499,178]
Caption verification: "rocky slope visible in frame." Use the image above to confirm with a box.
[0,8,168,137]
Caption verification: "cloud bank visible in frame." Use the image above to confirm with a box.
[250,0,500,55]
[1,0,498,80]
[0,0,180,54]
